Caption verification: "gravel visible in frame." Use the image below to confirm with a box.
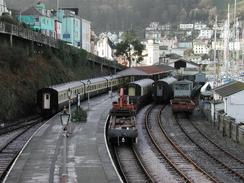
[135,105,177,183]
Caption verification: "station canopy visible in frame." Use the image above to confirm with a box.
[117,65,174,76]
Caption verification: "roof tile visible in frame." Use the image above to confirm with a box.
[214,81,244,97]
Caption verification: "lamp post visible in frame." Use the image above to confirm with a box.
[67,88,72,123]
[110,74,113,98]
[60,108,70,183]
[87,80,91,110]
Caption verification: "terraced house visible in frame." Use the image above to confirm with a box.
[17,2,56,38]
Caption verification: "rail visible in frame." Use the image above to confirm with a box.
[157,106,217,182]
[144,105,192,182]
[0,118,44,181]
[174,114,244,181]
[113,146,154,183]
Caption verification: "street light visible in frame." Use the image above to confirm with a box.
[110,74,113,98]
[67,88,72,123]
[59,108,70,183]
[87,80,91,110]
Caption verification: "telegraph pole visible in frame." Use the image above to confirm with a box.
[213,16,218,80]
[57,0,59,10]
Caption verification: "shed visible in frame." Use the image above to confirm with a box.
[168,59,200,70]
[117,65,174,81]
[214,81,244,123]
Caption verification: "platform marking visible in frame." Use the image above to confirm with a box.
[103,115,123,183]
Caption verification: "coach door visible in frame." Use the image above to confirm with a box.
[43,93,51,109]
[157,85,163,96]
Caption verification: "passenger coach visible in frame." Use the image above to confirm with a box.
[126,78,154,110]
[37,75,129,116]
[152,77,177,103]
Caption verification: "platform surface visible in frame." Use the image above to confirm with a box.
[4,94,121,183]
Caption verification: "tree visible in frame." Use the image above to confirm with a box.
[115,31,144,67]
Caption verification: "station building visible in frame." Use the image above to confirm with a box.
[214,81,244,123]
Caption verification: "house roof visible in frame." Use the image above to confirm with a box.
[21,7,43,16]
[117,65,174,76]
[214,81,244,97]
[168,59,200,67]
[107,38,116,49]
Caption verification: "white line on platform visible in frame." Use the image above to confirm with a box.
[103,115,123,183]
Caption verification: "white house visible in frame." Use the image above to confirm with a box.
[179,24,194,30]
[142,40,160,66]
[193,41,209,55]
[198,28,213,39]
[0,0,10,16]
[160,36,178,49]
[194,23,207,30]
[212,41,241,51]
[81,18,91,52]
[214,81,244,123]
[96,33,114,60]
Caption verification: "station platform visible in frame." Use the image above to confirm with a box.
[4,94,121,183]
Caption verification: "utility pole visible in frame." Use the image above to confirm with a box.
[57,0,59,10]
[224,4,230,79]
[234,0,237,39]
[213,16,218,80]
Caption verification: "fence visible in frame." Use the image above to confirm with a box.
[0,22,125,70]
[0,22,58,48]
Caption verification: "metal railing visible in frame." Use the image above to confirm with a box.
[0,22,58,48]
[0,21,125,70]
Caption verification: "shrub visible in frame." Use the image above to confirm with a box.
[72,108,87,122]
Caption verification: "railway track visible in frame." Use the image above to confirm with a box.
[0,119,43,182]
[174,113,244,182]
[0,116,41,136]
[145,105,217,183]
[113,145,154,183]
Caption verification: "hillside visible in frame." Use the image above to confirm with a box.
[6,0,242,33]
[5,0,222,33]
[0,44,109,121]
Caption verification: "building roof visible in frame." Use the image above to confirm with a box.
[168,59,200,67]
[21,7,43,16]
[117,65,174,76]
[214,81,244,97]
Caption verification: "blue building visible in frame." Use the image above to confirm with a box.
[58,10,81,47]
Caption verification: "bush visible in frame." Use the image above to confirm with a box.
[72,108,87,122]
